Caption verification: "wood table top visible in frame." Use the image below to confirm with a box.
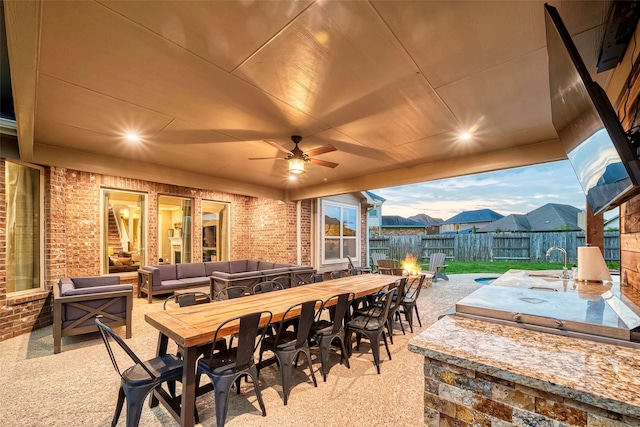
[145,274,402,348]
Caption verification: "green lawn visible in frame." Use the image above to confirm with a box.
[418,260,620,274]
[419,261,565,275]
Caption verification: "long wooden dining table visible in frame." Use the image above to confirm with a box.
[145,273,403,427]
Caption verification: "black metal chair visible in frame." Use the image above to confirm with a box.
[353,279,405,344]
[345,287,397,374]
[258,299,322,405]
[310,273,324,283]
[397,274,426,332]
[163,291,211,310]
[214,286,253,300]
[95,316,183,427]
[253,280,283,294]
[272,275,292,289]
[329,271,346,280]
[309,292,355,381]
[195,310,273,427]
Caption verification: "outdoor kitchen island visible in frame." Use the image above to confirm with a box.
[409,270,640,427]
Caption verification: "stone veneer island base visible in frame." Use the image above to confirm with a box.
[409,272,640,427]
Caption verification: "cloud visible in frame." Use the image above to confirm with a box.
[373,160,588,219]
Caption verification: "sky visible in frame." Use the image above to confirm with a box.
[372,159,610,221]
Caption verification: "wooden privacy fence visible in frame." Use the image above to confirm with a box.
[369,232,620,264]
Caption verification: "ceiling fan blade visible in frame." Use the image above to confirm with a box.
[248,156,286,160]
[305,144,337,157]
[309,158,339,168]
[263,139,293,155]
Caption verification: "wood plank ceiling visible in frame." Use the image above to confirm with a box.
[4,0,613,200]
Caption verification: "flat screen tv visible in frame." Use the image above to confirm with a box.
[545,4,640,214]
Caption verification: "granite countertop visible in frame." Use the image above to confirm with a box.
[410,271,640,418]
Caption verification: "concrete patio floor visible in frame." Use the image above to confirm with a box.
[0,274,485,426]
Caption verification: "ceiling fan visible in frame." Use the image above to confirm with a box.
[249,135,338,175]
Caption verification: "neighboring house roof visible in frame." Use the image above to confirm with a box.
[478,214,531,232]
[478,203,581,232]
[364,191,386,204]
[408,213,443,226]
[441,209,504,225]
[381,215,426,227]
[605,214,619,230]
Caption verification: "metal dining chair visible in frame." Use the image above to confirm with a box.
[195,311,273,427]
[258,299,322,405]
[96,316,183,427]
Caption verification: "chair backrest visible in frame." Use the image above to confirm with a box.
[208,310,273,371]
[216,285,253,300]
[347,255,355,270]
[272,275,292,289]
[253,280,283,294]
[371,253,387,267]
[275,300,322,349]
[329,271,344,280]
[389,277,408,312]
[429,253,446,271]
[95,316,155,381]
[363,288,397,326]
[405,274,426,300]
[320,292,355,335]
[163,291,211,310]
[377,259,398,269]
[348,268,359,276]
[311,273,324,283]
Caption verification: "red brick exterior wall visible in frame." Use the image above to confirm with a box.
[620,195,640,291]
[0,161,311,341]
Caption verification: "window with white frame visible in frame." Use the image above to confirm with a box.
[5,161,44,293]
[322,200,359,263]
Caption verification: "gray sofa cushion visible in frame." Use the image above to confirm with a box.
[229,260,249,273]
[258,261,276,270]
[157,280,189,291]
[72,276,120,288]
[204,261,230,275]
[179,277,210,286]
[157,264,178,281]
[177,263,206,279]
[62,284,133,297]
[260,268,290,277]
[247,260,260,271]
[289,265,313,272]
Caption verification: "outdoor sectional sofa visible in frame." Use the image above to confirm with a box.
[137,260,315,303]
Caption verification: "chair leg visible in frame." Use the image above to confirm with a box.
[386,319,394,345]
[302,347,318,388]
[382,331,392,360]
[338,335,351,369]
[401,306,413,333]
[319,335,331,382]
[369,332,382,375]
[414,305,422,327]
[246,365,267,417]
[111,387,125,427]
[276,352,293,405]
[211,374,237,427]
[122,385,156,427]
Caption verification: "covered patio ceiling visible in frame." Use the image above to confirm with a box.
[4,1,618,201]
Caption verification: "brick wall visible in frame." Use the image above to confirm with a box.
[381,227,426,236]
[620,195,640,291]
[423,358,639,427]
[0,161,311,341]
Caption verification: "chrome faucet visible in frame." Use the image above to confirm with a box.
[546,247,569,279]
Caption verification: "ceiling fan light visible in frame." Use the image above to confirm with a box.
[288,158,305,174]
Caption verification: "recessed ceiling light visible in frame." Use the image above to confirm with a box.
[459,132,472,141]
[125,133,141,142]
